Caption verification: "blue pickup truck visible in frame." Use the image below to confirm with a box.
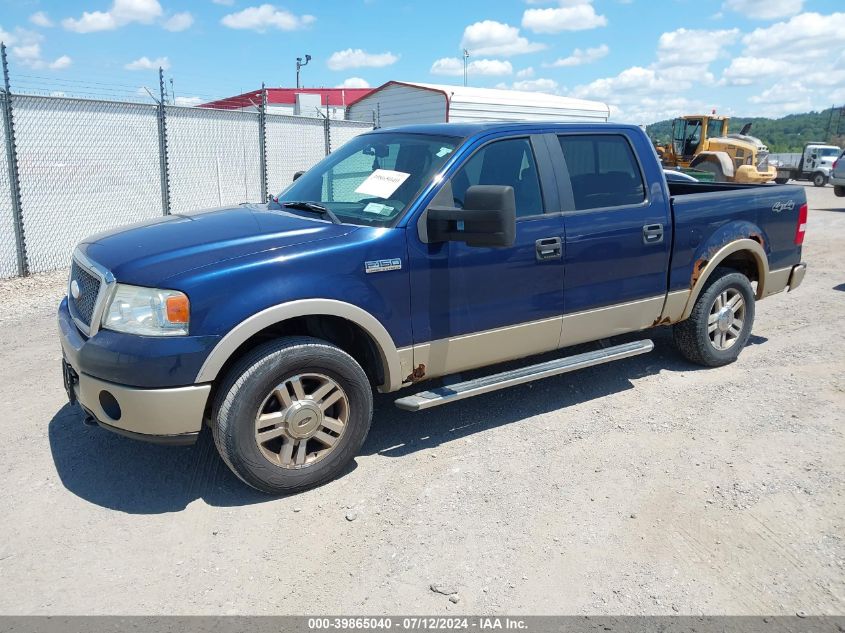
[59,122,808,494]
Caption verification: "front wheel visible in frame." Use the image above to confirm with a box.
[212,336,373,494]
[813,172,827,187]
[834,185,845,198]
[673,269,756,367]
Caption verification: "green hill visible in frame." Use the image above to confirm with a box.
[646,107,845,153]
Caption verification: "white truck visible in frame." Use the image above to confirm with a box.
[772,143,842,186]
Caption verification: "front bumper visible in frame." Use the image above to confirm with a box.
[59,298,211,444]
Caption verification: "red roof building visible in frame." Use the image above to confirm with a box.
[201,87,374,119]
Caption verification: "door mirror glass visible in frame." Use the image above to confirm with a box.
[427,185,516,248]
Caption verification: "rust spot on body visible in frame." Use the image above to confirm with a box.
[405,364,426,383]
[749,231,765,248]
[691,258,708,287]
[651,316,672,326]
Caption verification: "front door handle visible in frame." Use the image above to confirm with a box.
[536,237,562,261]
[642,223,664,245]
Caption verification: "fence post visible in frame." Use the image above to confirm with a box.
[324,115,331,156]
[258,83,268,202]
[0,43,27,277]
[156,67,171,215]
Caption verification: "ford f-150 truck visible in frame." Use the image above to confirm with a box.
[59,122,808,494]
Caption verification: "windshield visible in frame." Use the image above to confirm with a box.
[277,132,461,226]
[818,147,840,157]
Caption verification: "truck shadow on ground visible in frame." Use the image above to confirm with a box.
[48,327,766,513]
[362,328,766,459]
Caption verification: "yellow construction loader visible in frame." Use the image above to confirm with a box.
[657,114,777,184]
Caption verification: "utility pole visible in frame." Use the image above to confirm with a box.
[463,49,470,87]
[296,54,311,89]
[169,77,175,104]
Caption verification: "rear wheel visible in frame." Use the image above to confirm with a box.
[673,269,756,367]
[694,160,726,183]
[834,185,845,198]
[813,172,827,187]
[212,336,373,495]
[774,177,789,185]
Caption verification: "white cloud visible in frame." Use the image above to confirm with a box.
[327,48,398,71]
[723,0,803,20]
[125,55,171,70]
[548,44,608,67]
[62,0,163,33]
[12,43,41,63]
[163,12,193,31]
[29,11,53,27]
[511,77,559,92]
[5,30,71,70]
[460,20,545,57]
[516,67,534,78]
[221,4,315,32]
[741,12,845,61]
[430,57,513,77]
[522,3,607,33]
[337,77,370,89]
[212,0,235,4]
[656,28,739,67]
[721,56,792,85]
[174,96,203,106]
[49,55,72,70]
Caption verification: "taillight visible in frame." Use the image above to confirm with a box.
[795,202,808,245]
[834,159,839,170]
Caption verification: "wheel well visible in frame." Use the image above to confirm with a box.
[205,315,385,418]
[717,249,760,284]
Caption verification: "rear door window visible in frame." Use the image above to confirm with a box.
[558,135,646,211]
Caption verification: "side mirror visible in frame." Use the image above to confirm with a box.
[292,170,305,181]
[427,185,516,248]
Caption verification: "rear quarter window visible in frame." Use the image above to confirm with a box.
[558,134,646,211]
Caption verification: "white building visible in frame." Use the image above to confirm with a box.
[346,81,610,128]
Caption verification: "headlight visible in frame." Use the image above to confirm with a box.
[102,284,190,336]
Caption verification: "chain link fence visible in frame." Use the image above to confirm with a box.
[0,90,373,278]
[0,99,17,278]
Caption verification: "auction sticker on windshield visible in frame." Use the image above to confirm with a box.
[355,169,410,199]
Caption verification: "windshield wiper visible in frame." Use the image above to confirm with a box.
[281,201,341,225]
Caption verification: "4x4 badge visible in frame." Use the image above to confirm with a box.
[365,258,402,274]
[772,200,795,213]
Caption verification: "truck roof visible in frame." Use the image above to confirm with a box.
[368,120,640,139]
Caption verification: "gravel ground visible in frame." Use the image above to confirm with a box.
[0,183,842,615]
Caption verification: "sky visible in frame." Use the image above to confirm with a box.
[0,0,843,124]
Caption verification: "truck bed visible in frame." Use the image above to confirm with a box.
[666,180,805,295]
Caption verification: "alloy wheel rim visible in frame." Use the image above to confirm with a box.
[707,288,746,351]
[254,373,349,469]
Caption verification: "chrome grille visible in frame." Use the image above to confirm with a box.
[70,260,101,327]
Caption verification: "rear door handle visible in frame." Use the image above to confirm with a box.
[536,237,562,261]
[642,223,664,244]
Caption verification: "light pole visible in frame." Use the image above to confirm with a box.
[463,49,470,87]
[296,54,311,89]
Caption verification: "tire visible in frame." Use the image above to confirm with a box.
[212,336,373,495]
[774,177,789,185]
[694,160,725,183]
[673,269,756,367]
[812,172,827,187]
[834,185,845,198]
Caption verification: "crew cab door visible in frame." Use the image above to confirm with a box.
[406,134,565,379]
[552,131,672,346]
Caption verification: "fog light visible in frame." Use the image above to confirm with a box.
[98,390,121,421]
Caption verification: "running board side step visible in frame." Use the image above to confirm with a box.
[394,339,654,412]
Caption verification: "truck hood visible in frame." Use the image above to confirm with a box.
[80,205,357,285]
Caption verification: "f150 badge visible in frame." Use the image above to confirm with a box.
[365,258,402,274]
[772,200,795,213]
